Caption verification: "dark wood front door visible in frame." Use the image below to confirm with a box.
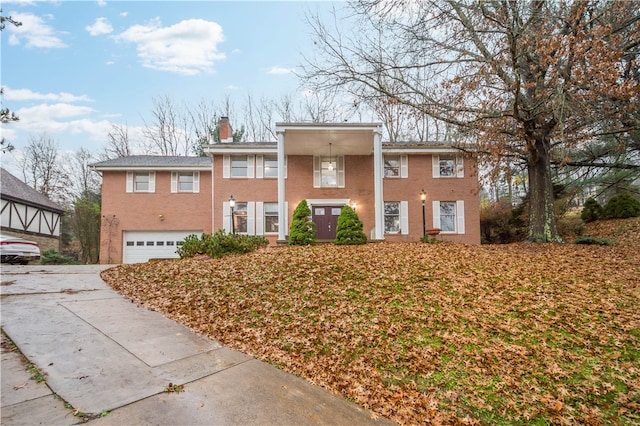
[312,205,343,240]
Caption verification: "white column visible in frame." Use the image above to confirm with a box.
[277,131,287,242]
[373,128,384,240]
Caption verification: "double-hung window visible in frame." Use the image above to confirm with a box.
[263,202,279,233]
[313,156,345,188]
[383,155,407,178]
[171,171,200,193]
[432,154,464,178]
[234,202,248,233]
[384,201,409,234]
[126,171,155,193]
[384,202,400,233]
[223,155,255,178]
[433,200,465,234]
[263,156,278,178]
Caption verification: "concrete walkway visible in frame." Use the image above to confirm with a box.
[1,265,394,425]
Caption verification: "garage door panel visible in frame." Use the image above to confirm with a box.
[123,231,201,264]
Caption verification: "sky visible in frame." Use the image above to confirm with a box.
[1,0,343,175]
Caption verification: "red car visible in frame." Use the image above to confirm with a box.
[0,234,41,265]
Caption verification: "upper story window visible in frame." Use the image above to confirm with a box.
[432,154,464,178]
[263,156,278,178]
[231,156,248,177]
[126,171,155,193]
[171,171,200,193]
[313,156,345,188]
[384,155,408,178]
[223,155,255,178]
[384,156,400,177]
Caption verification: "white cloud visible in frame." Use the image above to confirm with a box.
[3,87,93,103]
[6,12,67,48]
[97,0,107,7]
[86,17,113,36]
[17,103,96,120]
[114,18,226,75]
[226,85,240,90]
[267,66,294,75]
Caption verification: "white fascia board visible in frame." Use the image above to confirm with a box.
[275,123,382,133]
[203,146,277,155]
[92,165,211,172]
[382,147,460,154]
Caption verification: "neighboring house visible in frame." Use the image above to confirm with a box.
[94,119,480,264]
[0,167,64,251]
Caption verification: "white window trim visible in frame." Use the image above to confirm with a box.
[383,155,408,178]
[126,171,155,193]
[432,154,464,178]
[313,155,345,188]
[432,200,465,234]
[223,155,255,179]
[256,155,284,179]
[171,171,200,193]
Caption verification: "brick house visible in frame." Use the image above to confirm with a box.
[93,119,480,264]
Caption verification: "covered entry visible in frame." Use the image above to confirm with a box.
[312,205,344,240]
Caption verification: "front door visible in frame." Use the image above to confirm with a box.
[312,205,343,240]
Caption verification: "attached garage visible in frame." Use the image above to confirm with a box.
[122,230,201,264]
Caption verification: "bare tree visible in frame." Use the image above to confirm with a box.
[21,134,71,203]
[303,0,640,242]
[142,95,195,155]
[73,147,101,197]
[1,10,22,153]
[101,123,132,160]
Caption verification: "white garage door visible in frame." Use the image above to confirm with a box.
[123,230,201,264]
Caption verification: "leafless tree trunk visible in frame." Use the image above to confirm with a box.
[142,95,195,155]
[21,134,71,203]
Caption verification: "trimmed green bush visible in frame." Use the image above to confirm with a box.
[574,236,613,246]
[581,198,603,223]
[334,205,367,245]
[41,249,79,265]
[177,230,268,259]
[603,193,640,219]
[289,200,316,245]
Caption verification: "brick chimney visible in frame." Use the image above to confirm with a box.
[219,117,233,143]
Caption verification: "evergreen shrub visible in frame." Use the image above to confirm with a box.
[177,230,268,259]
[603,193,640,219]
[334,205,367,245]
[580,198,603,223]
[289,200,316,245]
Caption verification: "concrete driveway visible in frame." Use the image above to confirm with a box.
[1,264,394,425]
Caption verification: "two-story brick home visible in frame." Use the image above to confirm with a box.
[93,119,480,264]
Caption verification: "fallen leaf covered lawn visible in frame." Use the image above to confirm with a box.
[101,218,640,425]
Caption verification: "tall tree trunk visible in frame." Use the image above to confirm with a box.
[527,136,561,243]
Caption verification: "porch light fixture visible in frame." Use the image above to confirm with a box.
[328,143,334,171]
[351,201,357,211]
[420,189,427,237]
[229,195,236,235]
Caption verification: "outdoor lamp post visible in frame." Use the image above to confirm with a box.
[229,195,236,235]
[420,189,426,237]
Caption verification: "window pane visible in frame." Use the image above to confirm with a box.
[439,157,455,177]
[264,202,278,233]
[264,157,278,178]
[440,202,456,232]
[134,173,149,191]
[384,202,400,233]
[321,157,337,187]
[231,155,248,177]
[234,202,248,233]
[178,173,193,192]
[384,156,400,177]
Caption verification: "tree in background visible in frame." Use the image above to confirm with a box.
[289,200,316,245]
[334,205,367,245]
[21,134,71,203]
[303,0,639,242]
[0,10,22,154]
